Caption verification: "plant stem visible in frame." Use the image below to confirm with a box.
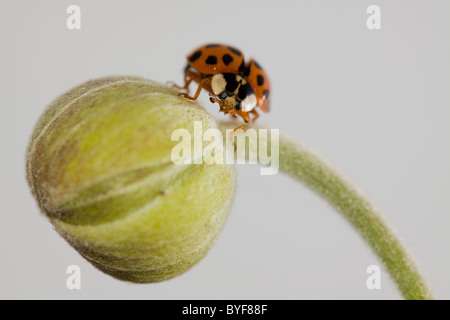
[220,122,434,300]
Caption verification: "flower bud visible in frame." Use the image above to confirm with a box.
[26,76,235,283]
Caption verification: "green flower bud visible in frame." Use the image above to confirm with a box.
[26,76,235,283]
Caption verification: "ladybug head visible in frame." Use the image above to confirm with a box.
[211,73,257,112]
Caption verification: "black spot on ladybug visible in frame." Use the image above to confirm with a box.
[243,62,251,77]
[206,55,218,65]
[222,54,233,65]
[223,73,239,92]
[238,60,247,75]
[263,89,269,99]
[227,46,242,56]
[238,83,253,101]
[253,60,263,70]
[206,43,221,48]
[189,50,202,62]
[257,75,265,86]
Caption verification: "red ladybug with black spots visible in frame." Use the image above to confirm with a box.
[173,43,270,131]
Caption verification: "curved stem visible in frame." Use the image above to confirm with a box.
[220,122,433,300]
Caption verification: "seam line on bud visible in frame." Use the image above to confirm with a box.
[27,79,159,197]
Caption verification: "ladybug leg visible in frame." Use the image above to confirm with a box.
[208,94,226,111]
[180,69,214,99]
[182,78,206,101]
[233,110,250,132]
[233,122,250,132]
[250,109,259,122]
[223,110,250,150]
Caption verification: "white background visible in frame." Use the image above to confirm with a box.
[1,0,449,299]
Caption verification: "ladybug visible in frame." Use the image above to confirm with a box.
[173,43,270,131]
